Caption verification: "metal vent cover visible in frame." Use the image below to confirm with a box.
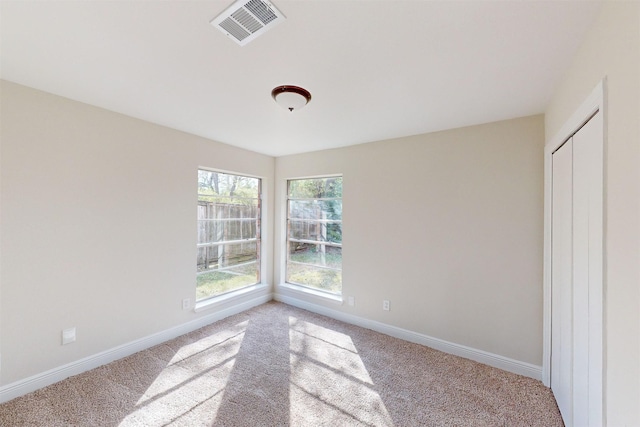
[211,0,285,46]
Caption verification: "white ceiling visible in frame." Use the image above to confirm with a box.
[0,0,602,157]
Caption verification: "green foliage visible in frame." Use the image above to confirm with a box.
[288,176,342,199]
[289,246,342,268]
[196,270,257,300]
[288,177,343,243]
[287,264,342,294]
[198,170,259,206]
[287,245,342,293]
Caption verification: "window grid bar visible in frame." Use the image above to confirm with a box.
[198,218,258,222]
[287,260,341,272]
[287,218,341,224]
[197,194,259,201]
[288,238,342,248]
[287,196,342,202]
[197,238,258,248]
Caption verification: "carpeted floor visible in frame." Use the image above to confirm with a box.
[0,301,563,426]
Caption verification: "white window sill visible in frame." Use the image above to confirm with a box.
[277,282,343,305]
[195,283,269,313]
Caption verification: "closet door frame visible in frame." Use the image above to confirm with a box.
[542,79,606,423]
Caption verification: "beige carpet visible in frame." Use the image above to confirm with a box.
[0,301,563,426]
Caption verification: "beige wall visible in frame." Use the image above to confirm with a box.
[544,1,640,424]
[0,80,545,390]
[275,115,545,365]
[0,81,275,384]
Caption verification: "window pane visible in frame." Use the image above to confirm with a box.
[198,170,259,199]
[288,200,342,220]
[197,169,260,301]
[198,202,259,220]
[197,242,258,273]
[288,221,342,244]
[286,263,341,294]
[288,176,342,199]
[197,219,258,244]
[286,176,342,294]
[197,262,258,300]
[288,244,341,269]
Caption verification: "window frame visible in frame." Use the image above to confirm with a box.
[285,175,343,296]
[196,168,262,303]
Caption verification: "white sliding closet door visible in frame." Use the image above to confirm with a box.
[572,112,603,426]
[551,136,573,426]
[550,111,603,427]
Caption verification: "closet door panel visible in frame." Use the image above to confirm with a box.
[551,138,573,425]
[573,123,590,426]
[572,111,604,425]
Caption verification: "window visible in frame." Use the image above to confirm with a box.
[197,170,261,301]
[286,176,342,294]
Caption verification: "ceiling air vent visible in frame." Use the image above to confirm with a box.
[211,0,285,46]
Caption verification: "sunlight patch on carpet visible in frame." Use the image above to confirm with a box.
[117,322,248,426]
[288,317,393,426]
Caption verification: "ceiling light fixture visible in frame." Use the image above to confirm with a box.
[271,85,312,112]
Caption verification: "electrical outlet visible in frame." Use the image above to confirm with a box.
[182,298,191,310]
[383,300,390,311]
[348,296,355,306]
[62,327,76,345]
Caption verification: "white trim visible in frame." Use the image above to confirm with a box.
[0,292,272,404]
[543,79,606,423]
[194,283,269,312]
[1,289,543,404]
[543,80,605,385]
[286,172,343,181]
[274,292,542,380]
[196,165,265,181]
[546,81,605,153]
[277,282,344,304]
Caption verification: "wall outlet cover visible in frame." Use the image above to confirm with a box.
[62,327,76,345]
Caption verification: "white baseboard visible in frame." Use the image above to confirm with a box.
[1,288,542,404]
[274,292,542,381]
[0,291,272,404]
